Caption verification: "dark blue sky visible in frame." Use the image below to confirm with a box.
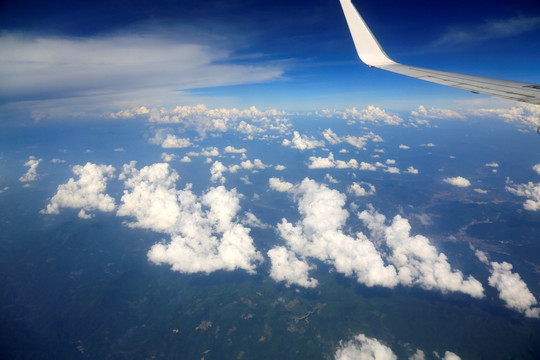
[1,0,540,117]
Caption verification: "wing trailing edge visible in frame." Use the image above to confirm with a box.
[339,0,540,105]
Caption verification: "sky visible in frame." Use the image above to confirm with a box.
[1,0,540,122]
[3,1,540,358]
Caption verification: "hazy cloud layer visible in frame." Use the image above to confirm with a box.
[0,32,283,115]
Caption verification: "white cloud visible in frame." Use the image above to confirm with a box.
[161,152,177,162]
[180,156,191,163]
[384,166,400,174]
[269,177,293,192]
[322,128,381,150]
[334,334,397,360]
[533,164,540,175]
[242,212,268,229]
[406,166,419,174]
[385,159,396,165]
[282,131,325,150]
[161,134,192,149]
[41,162,116,217]
[359,207,484,298]
[441,352,462,360]
[468,103,540,129]
[114,148,125,152]
[348,182,376,197]
[308,152,358,170]
[473,188,488,194]
[420,143,435,147]
[308,152,336,169]
[210,161,227,184]
[270,179,399,288]
[51,158,66,163]
[146,105,289,138]
[340,105,403,125]
[411,105,466,120]
[443,176,471,187]
[325,173,339,184]
[117,162,263,274]
[19,156,42,182]
[268,247,318,288]
[275,164,286,171]
[359,162,377,171]
[225,146,247,154]
[506,178,540,211]
[475,250,539,318]
[485,162,499,168]
[399,144,410,150]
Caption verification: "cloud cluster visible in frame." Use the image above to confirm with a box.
[319,106,403,125]
[19,156,42,183]
[42,163,116,218]
[348,182,376,197]
[282,131,325,150]
[322,128,383,150]
[117,162,263,274]
[307,152,359,170]
[475,250,539,318]
[410,105,466,125]
[334,333,461,360]
[506,178,540,211]
[443,176,471,187]
[469,103,540,129]
[335,334,396,360]
[268,179,484,298]
[145,104,290,138]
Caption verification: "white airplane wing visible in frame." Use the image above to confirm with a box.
[339,0,540,105]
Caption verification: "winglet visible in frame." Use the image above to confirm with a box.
[339,0,395,67]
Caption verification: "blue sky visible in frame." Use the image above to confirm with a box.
[1,0,540,120]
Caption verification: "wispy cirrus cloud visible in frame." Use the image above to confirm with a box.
[431,15,540,48]
[0,30,284,118]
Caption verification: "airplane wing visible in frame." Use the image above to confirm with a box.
[339,0,540,105]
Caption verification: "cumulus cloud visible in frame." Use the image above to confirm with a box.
[270,179,398,288]
[335,334,396,360]
[443,176,471,187]
[348,182,376,197]
[117,162,263,274]
[161,152,177,162]
[225,146,247,154]
[275,164,286,171]
[268,247,318,288]
[320,106,403,125]
[406,166,419,174]
[485,162,499,168]
[210,161,227,184]
[308,152,359,170]
[505,178,540,211]
[149,130,192,149]
[19,156,42,182]
[269,177,293,192]
[360,206,484,298]
[322,128,382,150]
[475,250,539,318]
[146,104,289,138]
[41,162,116,218]
[399,144,410,150]
[474,188,488,194]
[411,105,466,121]
[282,131,325,150]
[468,103,540,129]
[533,164,540,175]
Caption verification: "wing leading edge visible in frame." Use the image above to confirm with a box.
[339,0,540,105]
